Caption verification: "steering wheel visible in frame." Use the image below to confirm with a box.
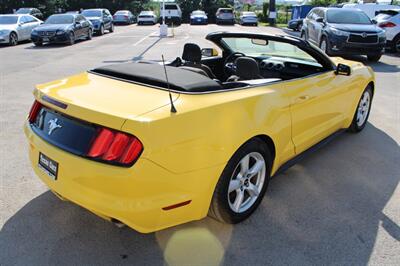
[223,52,246,78]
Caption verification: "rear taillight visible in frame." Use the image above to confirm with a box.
[379,22,396,28]
[87,128,143,166]
[28,100,43,123]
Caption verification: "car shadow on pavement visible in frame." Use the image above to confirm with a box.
[0,123,399,265]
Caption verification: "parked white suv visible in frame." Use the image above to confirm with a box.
[160,3,182,25]
[374,9,400,52]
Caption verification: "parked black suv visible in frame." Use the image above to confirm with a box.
[301,7,386,61]
[81,9,114,35]
[16,7,43,20]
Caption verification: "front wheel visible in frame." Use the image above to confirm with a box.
[367,54,382,62]
[348,86,373,133]
[300,30,306,40]
[9,32,18,46]
[67,32,75,45]
[208,139,272,224]
[99,24,105,35]
[320,37,331,55]
[109,23,114,32]
[86,28,92,40]
[391,35,400,53]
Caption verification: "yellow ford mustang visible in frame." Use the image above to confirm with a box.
[24,32,374,233]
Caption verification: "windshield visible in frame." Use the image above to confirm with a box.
[192,11,205,15]
[221,37,320,64]
[81,10,102,17]
[219,9,233,14]
[45,15,74,24]
[16,8,31,14]
[0,16,18,24]
[327,10,371,24]
[115,11,128,15]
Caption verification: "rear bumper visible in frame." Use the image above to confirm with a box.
[190,19,207,24]
[216,18,235,24]
[24,122,222,233]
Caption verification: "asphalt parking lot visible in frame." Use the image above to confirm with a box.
[0,24,399,265]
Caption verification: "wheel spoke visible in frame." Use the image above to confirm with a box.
[247,160,265,178]
[233,190,244,212]
[246,183,259,198]
[229,179,241,193]
[240,155,250,175]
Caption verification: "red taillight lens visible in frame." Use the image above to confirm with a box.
[379,22,396,28]
[88,128,143,166]
[28,100,42,123]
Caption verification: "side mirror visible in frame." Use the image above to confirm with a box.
[335,63,351,76]
[201,48,218,57]
[316,17,325,24]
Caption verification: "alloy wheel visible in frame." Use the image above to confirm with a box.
[227,152,266,213]
[9,33,18,46]
[356,90,371,127]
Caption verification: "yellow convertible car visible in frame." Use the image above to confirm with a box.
[24,32,374,233]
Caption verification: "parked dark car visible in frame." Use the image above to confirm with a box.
[81,9,113,35]
[216,8,235,25]
[288,5,313,31]
[301,7,386,61]
[190,10,208,25]
[15,8,43,20]
[31,14,93,46]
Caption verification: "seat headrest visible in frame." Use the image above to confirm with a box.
[182,43,202,63]
[235,57,260,80]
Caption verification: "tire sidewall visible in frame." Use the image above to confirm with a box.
[211,139,272,223]
[349,86,373,132]
[9,32,18,46]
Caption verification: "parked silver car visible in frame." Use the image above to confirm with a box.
[0,14,42,46]
[374,9,400,52]
[113,10,135,25]
[239,11,258,26]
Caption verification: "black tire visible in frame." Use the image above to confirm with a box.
[68,32,75,45]
[109,23,114,33]
[296,23,302,32]
[300,30,306,40]
[86,28,92,40]
[367,54,382,62]
[99,24,105,35]
[208,138,272,224]
[320,36,331,56]
[348,86,373,133]
[9,32,18,46]
[391,34,400,53]
[33,41,42,46]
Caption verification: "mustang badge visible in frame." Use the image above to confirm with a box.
[48,118,62,135]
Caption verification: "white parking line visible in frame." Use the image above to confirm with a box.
[133,31,158,46]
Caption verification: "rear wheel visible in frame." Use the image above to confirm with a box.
[367,54,382,62]
[209,139,272,224]
[9,32,18,46]
[348,86,373,133]
[109,23,114,32]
